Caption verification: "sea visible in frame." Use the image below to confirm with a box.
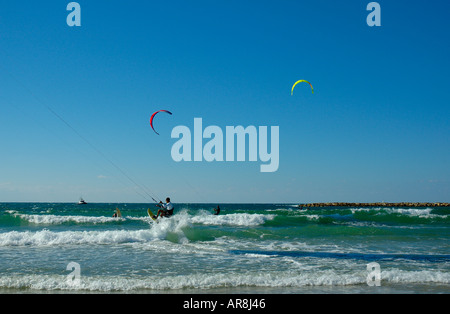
[0,203,449,294]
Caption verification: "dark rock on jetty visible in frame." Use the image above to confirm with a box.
[298,202,450,209]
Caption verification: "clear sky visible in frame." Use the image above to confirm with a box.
[0,0,449,203]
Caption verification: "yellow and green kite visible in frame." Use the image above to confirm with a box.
[291,80,314,95]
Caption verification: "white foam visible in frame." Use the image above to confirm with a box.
[190,213,274,226]
[0,212,269,248]
[14,213,125,225]
[383,269,450,284]
[350,207,442,218]
[0,228,163,247]
[305,214,320,221]
[7,210,274,227]
[1,268,448,291]
[0,272,360,291]
[0,211,195,247]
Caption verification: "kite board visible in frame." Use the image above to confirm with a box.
[115,208,122,218]
[147,208,157,221]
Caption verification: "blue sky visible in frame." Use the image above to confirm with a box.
[0,0,449,203]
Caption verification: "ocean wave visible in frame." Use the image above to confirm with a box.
[5,210,273,227]
[0,272,363,291]
[1,269,448,292]
[0,229,165,247]
[12,213,127,225]
[190,213,275,227]
[350,207,444,218]
[0,212,274,247]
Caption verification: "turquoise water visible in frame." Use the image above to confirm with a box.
[0,203,449,293]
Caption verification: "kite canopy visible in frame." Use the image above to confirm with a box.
[291,80,314,95]
[150,110,172,135]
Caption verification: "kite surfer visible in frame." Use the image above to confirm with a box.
[213,205,220,216]
[156,197,174,218]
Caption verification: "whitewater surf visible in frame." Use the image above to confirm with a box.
[0,203,448,293]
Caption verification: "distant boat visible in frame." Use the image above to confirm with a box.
[78,198,87,205]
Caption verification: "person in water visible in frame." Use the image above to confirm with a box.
[156,197,174,218]
[213,205,220,216]
[112,208,121,218]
